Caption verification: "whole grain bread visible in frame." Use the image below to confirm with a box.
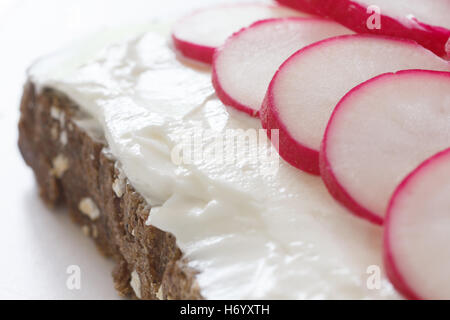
[18,82,203,300]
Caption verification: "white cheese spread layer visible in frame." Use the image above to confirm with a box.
[29,29,399,300]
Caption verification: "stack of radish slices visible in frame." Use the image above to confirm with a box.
[172,1,450,299]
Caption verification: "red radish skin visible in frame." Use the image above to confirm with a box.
[446,38,450,59]
[276,0,318,15]
[261,78,320,175]
[320,70,450,225]
[385,148,450,300]
[276,0,450,57]
[213,18,352,117]
[261,35,450,176]
[172,36,215,65]
[172,3,309,64]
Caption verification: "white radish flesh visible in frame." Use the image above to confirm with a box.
[321,70,450,224]
[172,3,309,64]
[212,18,352,116]
[261,35,450,175]
[385,148,450,300]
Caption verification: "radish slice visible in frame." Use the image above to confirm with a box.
[385,148,450,300]
[172,3,309,64]
[276,0,450,57]
[321,70,450,225]
[261,35,450,175]
[212,18,352,117]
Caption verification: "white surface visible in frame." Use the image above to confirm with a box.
[0,0,225,300]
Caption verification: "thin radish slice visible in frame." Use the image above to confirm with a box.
[212,18,352,117]
[385,148,450,300]
[321,70,450,225]
[172,3,310,64]
[261,35,450,175]
[276,0,450,57]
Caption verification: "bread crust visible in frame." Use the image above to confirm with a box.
[18,82,202,300]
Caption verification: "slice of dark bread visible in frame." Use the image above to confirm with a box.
[18,82,203,300]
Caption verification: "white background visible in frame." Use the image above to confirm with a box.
[0,0,237,300]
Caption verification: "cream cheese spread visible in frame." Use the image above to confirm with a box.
[29,26,400,300]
